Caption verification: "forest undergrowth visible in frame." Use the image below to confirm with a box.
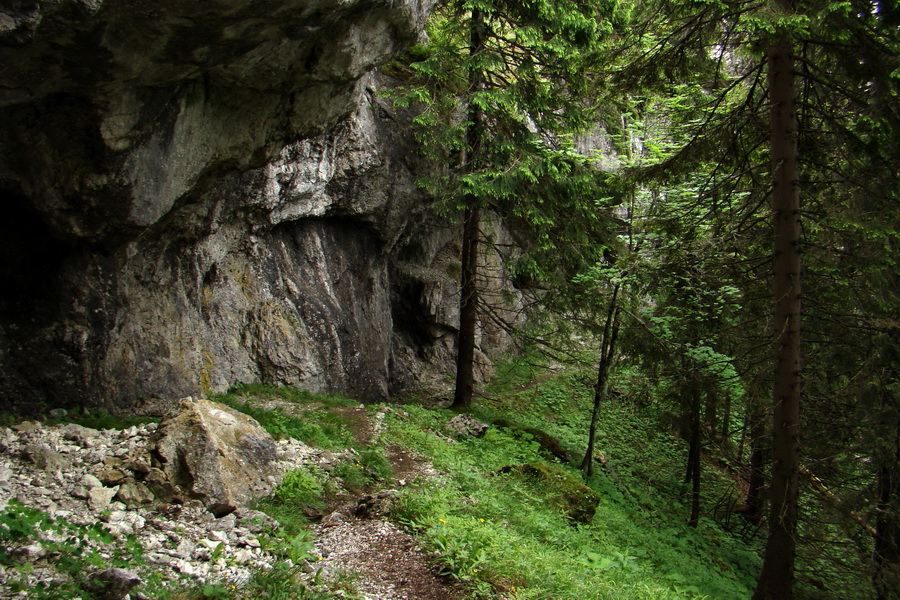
[383,354,762,600]
[201,353,768,600]
[5,351,865,599]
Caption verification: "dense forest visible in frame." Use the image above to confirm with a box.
[0,0,897,599]
[385,0,899,598]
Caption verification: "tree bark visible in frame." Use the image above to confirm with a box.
[753,20,803,600]
[451,7,485,410]
[704,386,717,435]
[581,284,621,475]
[453,199,480,409]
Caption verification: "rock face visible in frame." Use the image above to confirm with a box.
[0,0,433,238]
[0,0,522,410]
[152,398,279,516]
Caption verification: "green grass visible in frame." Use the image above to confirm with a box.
[210,384,358,450]
[384,405,758,599]
[382,352,762,600]
[219,383,359,408]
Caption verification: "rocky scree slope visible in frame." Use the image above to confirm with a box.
[0,407,305,597]
[0,0,523,412]
[0,397,469,599]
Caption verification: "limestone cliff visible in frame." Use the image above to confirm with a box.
[0,0,519,411]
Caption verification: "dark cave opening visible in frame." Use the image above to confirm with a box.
[0,188,74,325]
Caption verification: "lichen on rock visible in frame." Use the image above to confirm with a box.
[152,397,280,516]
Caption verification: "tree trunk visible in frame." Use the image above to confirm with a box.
[873,381,900,600]
[753,20,803,600]
[704,386,717,435]
[687,381,703,527]
[451,8,485,410]
[452,200,480,409]
[581,284,621,475]
[720,391,731,442]
[745,392,768,524]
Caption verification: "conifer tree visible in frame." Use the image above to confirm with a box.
[605,0,898,595]
[388,0,622,408]
[754,2,802,596]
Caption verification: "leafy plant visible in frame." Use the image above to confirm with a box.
[383,385,758,599]
[271,468,324,507]
[356,446,393,481]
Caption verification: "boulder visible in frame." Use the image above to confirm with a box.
[61,423,102,446]
[23,443,69,472]
[152,398,280,516]
[96,467,128,486]
[500,463,601,524]
[493,420,571,463]
[81,473,104,489]
[446,414,489,438]
[116,480,155,506]
[144,467,181,504]
[88,485,120,512]
[11,422,41,433]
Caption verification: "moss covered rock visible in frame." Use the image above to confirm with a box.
[501,462,601,524]
[493,420,571,463]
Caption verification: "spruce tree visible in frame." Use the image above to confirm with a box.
[755,3,802,595]
[388,0,622,408]
[604,0,899,595]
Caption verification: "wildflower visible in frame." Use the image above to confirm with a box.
[439,519,447,523]
[479,518,485,523]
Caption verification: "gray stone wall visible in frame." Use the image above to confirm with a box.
[0,0,521,411]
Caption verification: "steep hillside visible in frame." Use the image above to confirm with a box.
[0,379,761,600]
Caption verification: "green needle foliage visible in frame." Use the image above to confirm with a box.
[578,1,900,596]
[385,0,631,407]
[407,0,629,273]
